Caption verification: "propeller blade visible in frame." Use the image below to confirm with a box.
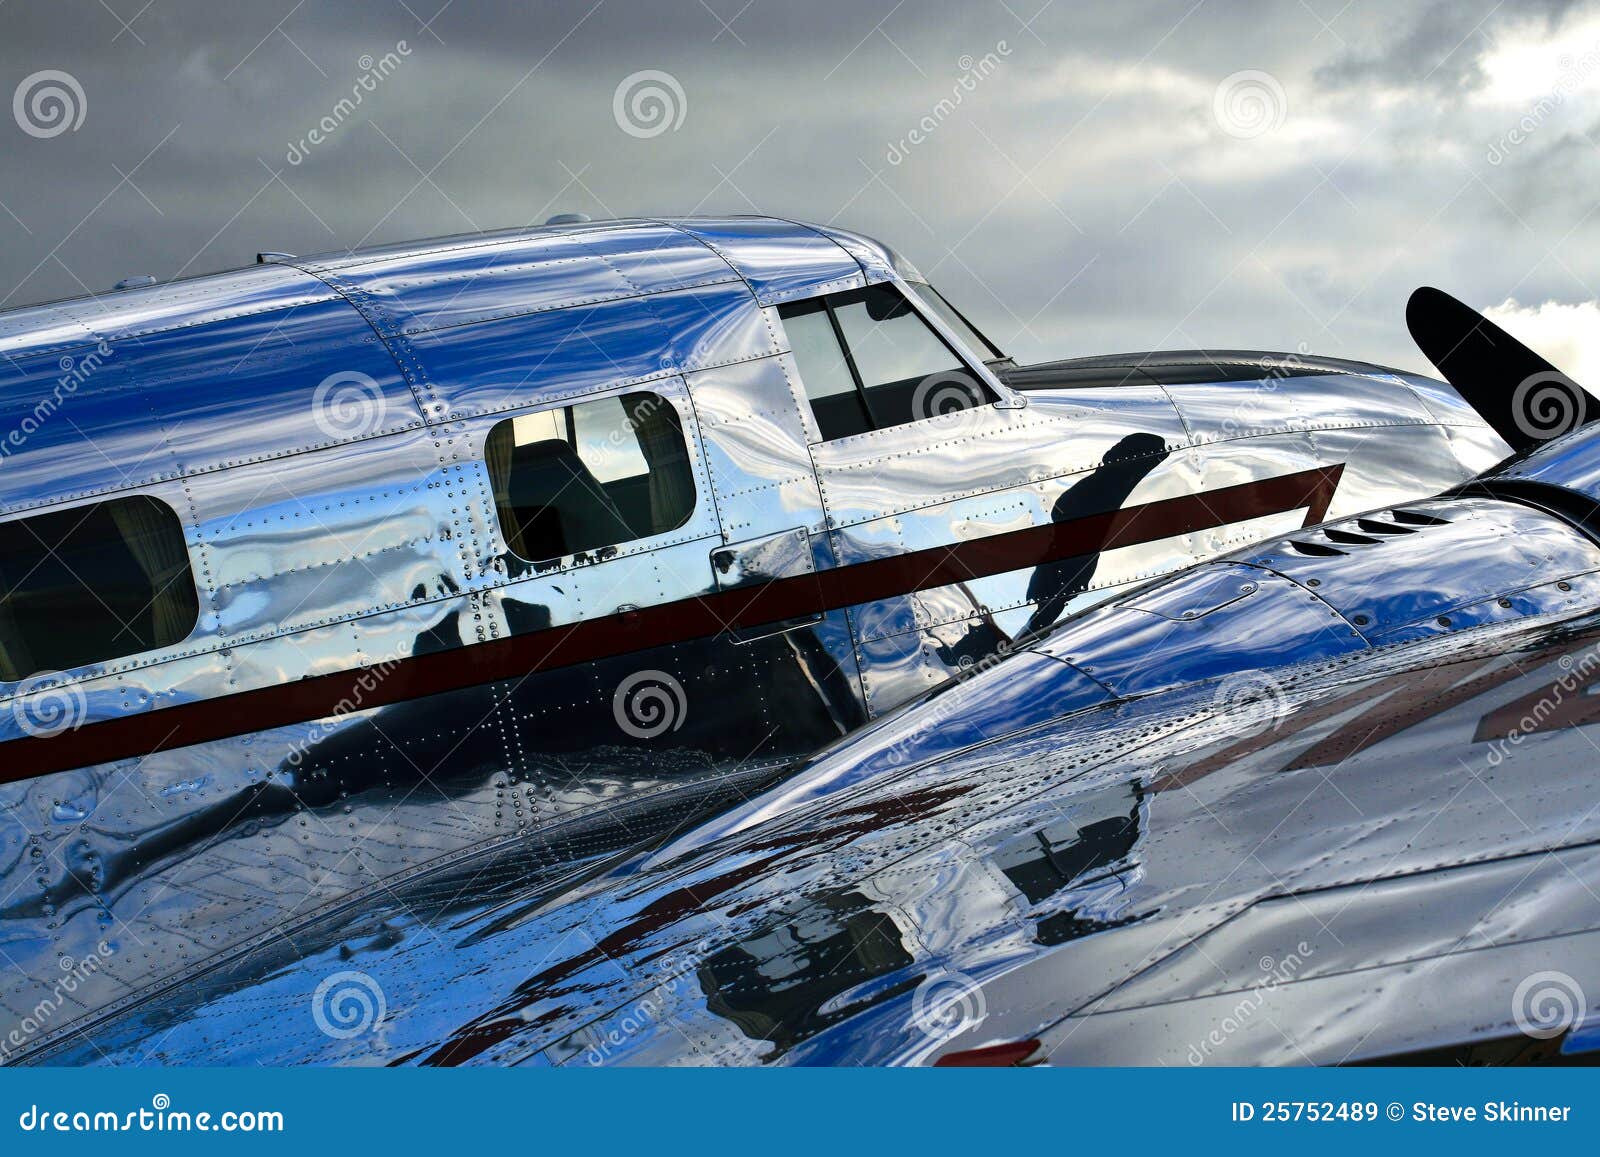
[1406,285,1598,451]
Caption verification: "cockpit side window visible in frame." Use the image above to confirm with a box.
[0,495,199,682]
[486,391,696,563]
[778,284,999,443]
[778,298,873,441]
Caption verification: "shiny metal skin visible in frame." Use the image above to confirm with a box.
[46,422,1600,1067]
[0,216,1505,1059]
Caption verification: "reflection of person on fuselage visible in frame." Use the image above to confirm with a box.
[936,431,1171,671]
[1024,432,1171,636]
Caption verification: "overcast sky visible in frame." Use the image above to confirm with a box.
[2,0,1599,376]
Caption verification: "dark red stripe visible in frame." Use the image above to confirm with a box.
[933,1039,1042,1067]
[0,464,1341,783]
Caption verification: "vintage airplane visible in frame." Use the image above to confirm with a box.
[23,284,1598,1068]
[0,215,1513,1061]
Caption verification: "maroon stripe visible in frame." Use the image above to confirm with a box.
[0,464,1342,783]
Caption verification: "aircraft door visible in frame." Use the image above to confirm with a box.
[680,351,870,748]
[777,281,1196,716]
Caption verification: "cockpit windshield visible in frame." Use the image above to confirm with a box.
[909,281,1005,362]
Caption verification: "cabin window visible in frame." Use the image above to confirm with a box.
[486,391,696,563]
[0,495,199,682]
[778,284,998,442]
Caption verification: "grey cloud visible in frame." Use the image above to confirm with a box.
[1317,0,1583,95]
[4,0,1600,377]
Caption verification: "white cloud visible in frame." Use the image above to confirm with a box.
[1484,297,1600,385]
[1478,12,1600,105]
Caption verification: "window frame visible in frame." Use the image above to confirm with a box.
[905,280,1006,363]
[779,282,1003,443]
[483,387,702,569]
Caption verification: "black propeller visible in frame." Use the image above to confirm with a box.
[1406,285,1599,451]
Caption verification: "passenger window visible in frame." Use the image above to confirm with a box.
[0,495,199,681]
[486,391,696,563]
[779,284,998,441]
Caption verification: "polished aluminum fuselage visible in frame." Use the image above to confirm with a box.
[0,216,1506,1057]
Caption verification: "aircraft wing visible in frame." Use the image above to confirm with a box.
[32,415,1600,1066]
